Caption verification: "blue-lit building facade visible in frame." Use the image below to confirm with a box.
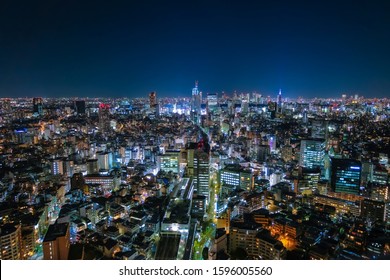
[330,158,362,195]
[299,139,325,169]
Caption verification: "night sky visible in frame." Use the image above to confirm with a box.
[1,0,390,98]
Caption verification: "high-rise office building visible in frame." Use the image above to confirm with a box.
[98,103,111,134]
[370,185,389,202]
[97,151,113,171]
[149,91,157,107]
[149,91,159,115]
[372,165,389,185]
[361,199,386,223]
[158,150,180,174]
[330,158,362,195]
[74,100,86,115]
[295,167,321,195]
[257,145,270,163]
[268,135,276,152]
[277,89,282,114]
[219,164,253,194]
[300,139,325,169]
[302,109,308,124]
[191,193,207,219]
[63,159,74,177]
[191,81,202,116]
[207,92,218,112]
[267,101,277,119]
[186,140,210,203]
[43,223,70,260]
[33,97,43,115]
[194,148,210,203]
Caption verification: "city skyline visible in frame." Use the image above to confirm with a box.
[0,89,389,261]
[1,0,390,98]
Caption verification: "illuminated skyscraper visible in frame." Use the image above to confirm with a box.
[268,135,276,152]
[33,97,43,115]
[191,81,202,116]
[330,158,362,195]
[207,92,218,112]
[277,89,282,113]
[98,103,111,134]
[194,148,210,202]
[187,140,210,203]
[300,139,325,169]
[302,109,308,124]
[267,101,277,119]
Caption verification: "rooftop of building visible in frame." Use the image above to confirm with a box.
[155,233,181,260]
[330,157,362,165]
[251,208,270,216]
[230,218,262,231]
[104,238,118,250]
[114,249,137,259]
[84,174,115,179]
[215,228,227,239]
[256,229,284,250]
[163,199,190,224]
[43,222,69,242]
[0,223,19,237]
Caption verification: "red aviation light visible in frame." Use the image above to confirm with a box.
[99,103,110,109]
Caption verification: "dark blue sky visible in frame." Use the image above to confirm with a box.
[1,0,390,98]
